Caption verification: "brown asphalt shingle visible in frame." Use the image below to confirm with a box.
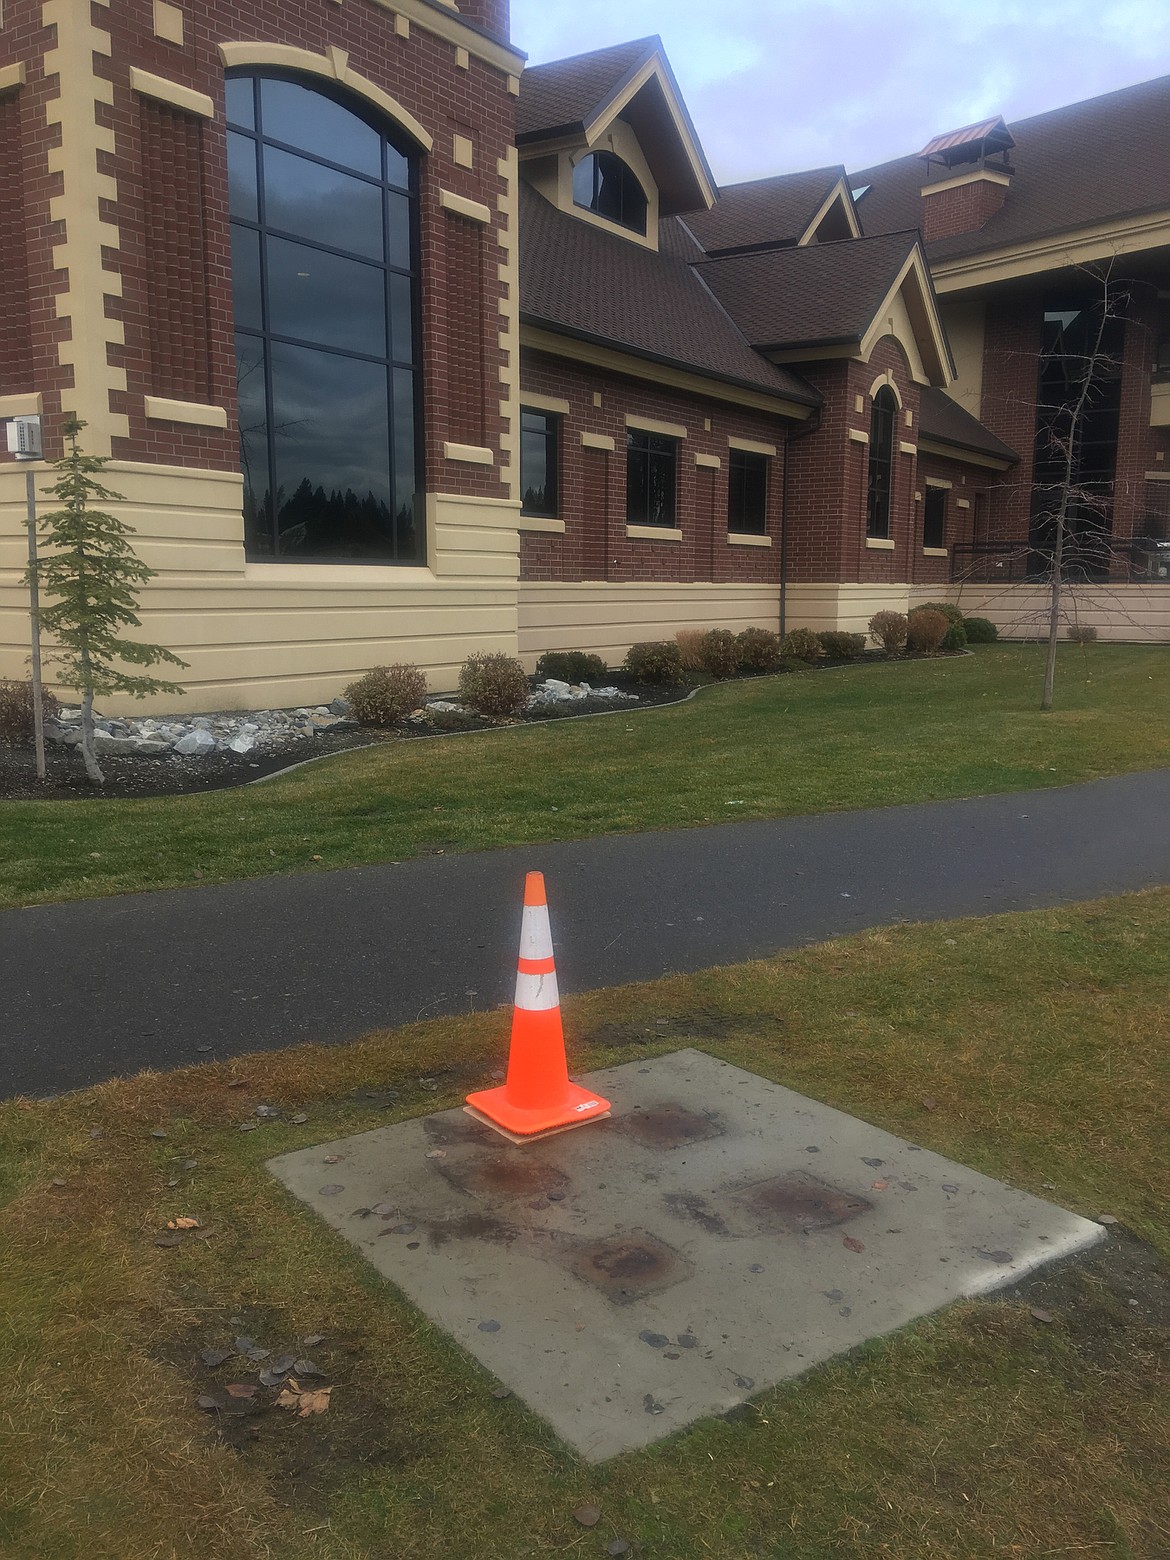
[694,232,920,349]
[518,184,818,406]
[918,386,1018,462]
[684,167,846,255]
[516,38,658,141]
[852,72,1170,261]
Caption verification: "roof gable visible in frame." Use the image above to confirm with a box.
[517,38,715,215]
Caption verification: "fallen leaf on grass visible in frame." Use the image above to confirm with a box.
[921,1097,938,1112]
[275,1382,333,1418]
[573,1505,602,1528]
[166,1217,201,1230]
[226,1383,257,1400]
[842,1236,865,1253]
[1030,1308,1055,1324]
[199,1348,231,1369]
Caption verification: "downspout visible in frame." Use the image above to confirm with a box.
[780,410,821,640]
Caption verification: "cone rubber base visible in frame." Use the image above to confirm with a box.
[463,1079,612,1142]
[463,1103,612,1145]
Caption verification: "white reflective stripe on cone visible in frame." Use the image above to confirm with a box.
[518,901,554,961]
[514,969,560,1011]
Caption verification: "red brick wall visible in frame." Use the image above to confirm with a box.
[518,350,791,586]
[0,0,72,465]
[785,337,925,583]
[460,0,510,41]
[86,0,517,498]
[915,452,996,587]
[922,176,1008,243]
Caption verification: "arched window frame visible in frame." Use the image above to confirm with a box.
[866,386,897,540]
[226,67,425,564]
[571,151,648,236]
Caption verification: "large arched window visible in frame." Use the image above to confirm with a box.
[572,151,648,235]
[226,72,423,562]
[866,386,897,540]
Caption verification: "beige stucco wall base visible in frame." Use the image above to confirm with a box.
[951,583,1170,643]
[518,580,781,669]
[0,465,522,712]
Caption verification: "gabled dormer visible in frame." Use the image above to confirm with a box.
[516,37,716,252]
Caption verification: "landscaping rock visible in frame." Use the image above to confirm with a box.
[174,729,217,757]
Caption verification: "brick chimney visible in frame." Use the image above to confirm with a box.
[917,116,1014,243]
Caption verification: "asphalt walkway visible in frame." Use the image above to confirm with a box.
[5,767,1170,1098]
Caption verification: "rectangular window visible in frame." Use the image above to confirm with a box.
[923,486,946,549]
[627,428,678,525]
[727,448,769,534]
[520,409,559,517]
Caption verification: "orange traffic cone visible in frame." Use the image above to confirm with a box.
[465,872,611,1143]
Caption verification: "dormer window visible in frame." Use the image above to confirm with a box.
[572,151,648,236]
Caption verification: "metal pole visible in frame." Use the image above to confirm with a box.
[25,466,46,781]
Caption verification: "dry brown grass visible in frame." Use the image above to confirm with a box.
[674,627,707,671]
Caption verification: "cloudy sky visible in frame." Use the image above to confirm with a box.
[511,0,1170,184]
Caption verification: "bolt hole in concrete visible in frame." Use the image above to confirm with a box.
[270,1050,1103,1460]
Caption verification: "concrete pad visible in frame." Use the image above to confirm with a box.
[268,1049,1103,1461]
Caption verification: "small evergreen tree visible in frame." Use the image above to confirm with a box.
[26,417,187,784]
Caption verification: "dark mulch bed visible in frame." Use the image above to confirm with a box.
[0,680,688,802]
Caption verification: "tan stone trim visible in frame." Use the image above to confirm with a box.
[899,441,917,455]
[694,452,721,469]
[797,175,861,245]
[393,14,410,38]
[625,413,687,439]
[129,66,213,118]
[924,476,952,489]
[848,428,870,445]
[436,491,519,509]
[444,441,494,465]
[727,531,772,547]
[522,324,815,421]
[440,187,492,224]
[507,75,521,97]
[495,148,520,502]
[583,52,716,212]
[920,168,1011,198]
[865,536,895,550]
[44,0,128,455]
[144,395,228,428]
[1145,470,1170,482]
[0,62,28,93]
[728,435,777,457]
[932,208,1170,294]
[153,0,184,45]
[455,46,470,71]
[580,431,615,451]
[0,392,43,417]
[1151,380,1170,427]
[923,547,949,557]
[520,392,570,416]
[627,524,683,541]
[453,133,474,168]
[364,0,525,73]
[956,498,971,510]
[557,121,660,252]
[518,515,565,533]
[859,250,952,388]
[869,370,902,405]
[217,43,434,149]
[918,436,1012,471]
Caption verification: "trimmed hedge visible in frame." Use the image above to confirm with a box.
[623,640,687,685]
[534,650,608,685]
[962,616,998,644]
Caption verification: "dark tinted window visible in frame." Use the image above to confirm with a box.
[627,429,677,526]
[922,486,946,549]
[866,387,897,539]
[728,448,769,534]
[229,71,422,563]
[572,152,648,236]
[520,409,559,517]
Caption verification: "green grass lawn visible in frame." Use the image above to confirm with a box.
[4,643,1170,911]
[1,889,1167,1559]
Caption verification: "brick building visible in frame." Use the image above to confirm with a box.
[1,7,1167,709]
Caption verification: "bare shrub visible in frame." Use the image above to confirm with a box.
[697,628,743,680]
[780,627,821,665]
[344,664,427,727]
[817,631,866,661]
[907,608,950,654]
[869,610,909,656]
[736,626,782,673]
[1067,623,1098,646]
[0,678,60,745]
[458,652,530,718]
[623,641,686,686]
[675,628,707,672]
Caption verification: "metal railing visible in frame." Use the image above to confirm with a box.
[951,538,1170,585]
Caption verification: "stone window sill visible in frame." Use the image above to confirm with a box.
[865,536,895,550]
[922,546,948,557]
[519,516,565,533]
[626,524,683,541]
[727,531,772,547]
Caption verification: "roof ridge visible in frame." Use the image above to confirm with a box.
[521,35,660,76]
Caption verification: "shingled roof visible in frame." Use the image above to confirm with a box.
[853,72,1170,261]
[918,387,1018,464]
[683,166,848,255]
[516,38,658,142]
[693,231,922,350]
[518,184,818,408]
